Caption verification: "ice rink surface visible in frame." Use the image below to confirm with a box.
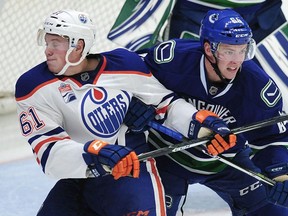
[0,112,231,216]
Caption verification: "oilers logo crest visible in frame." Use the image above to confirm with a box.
[81,87,130,138]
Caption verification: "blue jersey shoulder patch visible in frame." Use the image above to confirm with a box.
[154,40,176,63]
[260,79,282,107]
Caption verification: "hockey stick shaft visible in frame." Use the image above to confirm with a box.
[146,119,286,186]
[197,146,276,186]
[214,155,276,186]
[151,119,277,185]
[147,121,183,141]
[139,114,288,161]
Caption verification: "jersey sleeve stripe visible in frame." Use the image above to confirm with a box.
[15,78,59,101]
[33,136,70,154]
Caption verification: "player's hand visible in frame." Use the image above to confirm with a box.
[189,110,236,156]
[83,140,140,180]
[268,180,288,207]
[124,97,156,133]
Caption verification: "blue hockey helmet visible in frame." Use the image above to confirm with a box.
[200,9,255,60]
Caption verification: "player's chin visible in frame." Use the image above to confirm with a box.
[47,65,60,74]
[225,68,238,79]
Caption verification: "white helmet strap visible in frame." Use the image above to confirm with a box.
[56,47,87,76]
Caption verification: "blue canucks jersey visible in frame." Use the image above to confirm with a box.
[142,39,288,174]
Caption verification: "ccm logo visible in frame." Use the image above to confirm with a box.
[239,181,263,196]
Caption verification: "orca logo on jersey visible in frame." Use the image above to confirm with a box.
[81,87,129,138]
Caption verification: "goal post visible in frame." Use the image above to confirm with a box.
[0,0,125,114]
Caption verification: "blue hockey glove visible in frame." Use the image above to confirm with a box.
[189,110,236,156]
[268,181,288,207]
[83,140,140,180]
[124,97,156,133]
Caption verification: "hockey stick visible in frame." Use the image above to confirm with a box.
[139,114,288,161]
[150,121,277,185]
[196,146,276,186]
[143,116,288,186]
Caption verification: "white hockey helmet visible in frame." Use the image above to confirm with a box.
[37,9,96,75]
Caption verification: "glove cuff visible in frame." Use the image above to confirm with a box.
[82,153,107,177]
[265,162,288,179]
[84,140,108,155]
[189,110,216,139]
[188,120,200,139]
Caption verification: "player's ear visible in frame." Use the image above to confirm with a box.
[204,42,213,57]
[203,42,217,63]
[75,39,85,53]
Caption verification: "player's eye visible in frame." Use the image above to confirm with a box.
[223,50,234,55]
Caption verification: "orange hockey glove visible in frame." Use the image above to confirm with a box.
[83,140,140,180]
[189,110,237,156]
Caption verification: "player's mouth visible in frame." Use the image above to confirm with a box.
[227,67,238,73]
[46,59,58,67]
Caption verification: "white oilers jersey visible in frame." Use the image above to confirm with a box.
[15,48,197,179]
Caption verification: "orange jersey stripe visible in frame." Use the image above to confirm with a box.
[16,78,59,101]
[34,136,70,154]
[148,158,166,216]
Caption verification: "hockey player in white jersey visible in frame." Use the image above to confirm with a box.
[15,9,237,216]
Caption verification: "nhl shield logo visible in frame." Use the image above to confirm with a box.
[209,86,218,95]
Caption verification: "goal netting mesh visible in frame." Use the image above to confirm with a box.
[1,0,287,114]
[0,0,125,113]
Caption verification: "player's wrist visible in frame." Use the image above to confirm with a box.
[273,175,288,182]
[189,110,220,139]
[82,153,108,178]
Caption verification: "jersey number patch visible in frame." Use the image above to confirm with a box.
[19,107,45,136]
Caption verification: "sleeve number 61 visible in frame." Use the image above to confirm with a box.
[19,107,45,136]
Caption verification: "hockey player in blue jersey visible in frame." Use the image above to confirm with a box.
[131,9,288,216]
[15,9,238,216]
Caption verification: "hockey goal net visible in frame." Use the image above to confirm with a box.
[0,0,125,114]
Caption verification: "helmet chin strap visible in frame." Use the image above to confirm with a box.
[55,47,87,76]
